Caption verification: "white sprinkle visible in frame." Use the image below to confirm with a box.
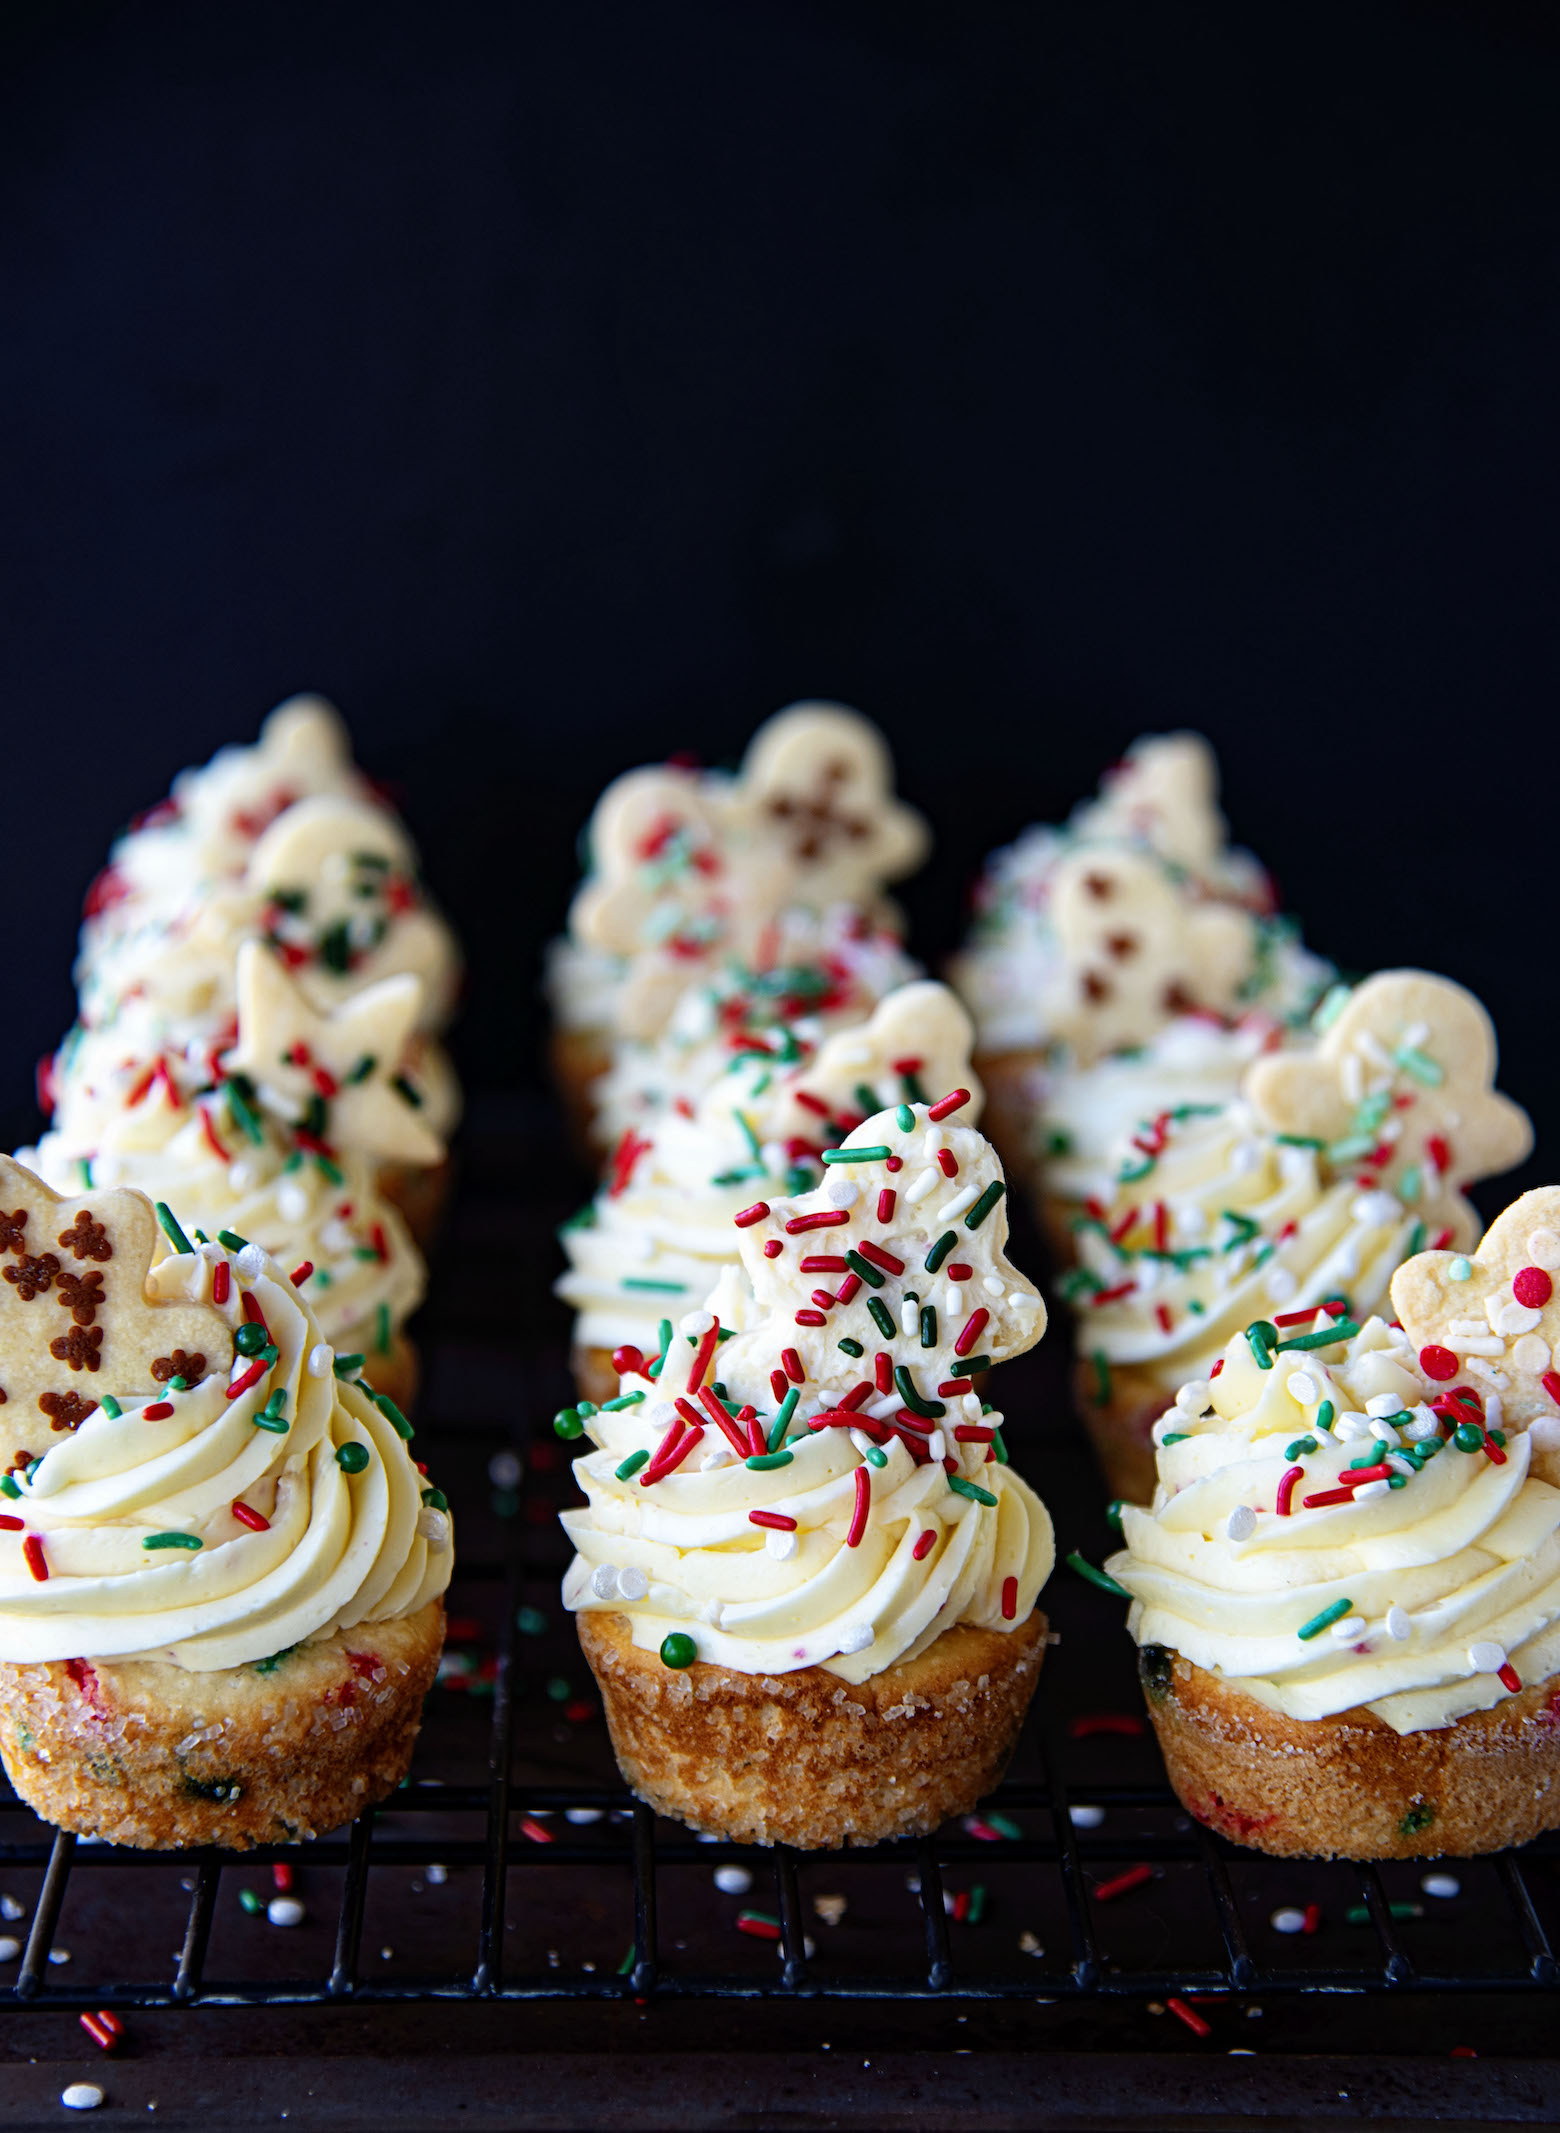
[417,1507,451,1549]
[1176,1380,1212,1415]
[1008,1290,1038,1311]
[487,1450,522,1488]
[1330,1615,1359,1641]
[48,1948,71,1964]
[590,1565,619,1600]
[1151,1412,1183,1447]
[1468,1640,1506,1674]
[678,1310,714,1336]
[277,1181,310,1225]
[714,1866,753,1895]
[1511,1335,1552,1376]
[564,1808,602,1824]
[765,1529,798,1561]
[426,1864,448,1885]
[927,1431,946,1460]
[944,1287,963,1318]
[61,2087,104,2113]
[1366,1394,1405,1418]
[1385,1452,1416,1476]
[1526,1229,1560,1270]
[1386,1606,1411,1641]
[962,1393,984,1421]
[267,1896,305,1927]
[934,1186,979,1225]
[1229,1139,1262,1175]
[1069,1804,1105,1829]
[235,1243,268,1282]
[1421,1872,1460,1899]
[1402,1407,1440,1443]
[826,1179,860,1210]
[1352,1191,1401,1227]
[1334,1414,1371,1442]
[644,1401,678,1430]
[899,1299,919,1338]
[617,1566,649,1602]
[1353,1478,1391,1501]
[1270,1907,1307,1935]
[1266,1266,1298,1304]
[1226,1505,1257,1543]
[228,1159,261,1195]
[1286,1371,1319,1406]
[982,1275,1004,1298]
[0,1937,18,1961]
[307,1343,334,1380]
[0,1894,24,1921]
[837,1624,875,1654]
[699,1448,735,1472]
[1492,1300,1543,1338]
[905,1167,941,1205]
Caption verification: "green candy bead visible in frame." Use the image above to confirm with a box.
[554,1408,585,1441]
[234,1321,269,1357]
[659,1632,697,1669]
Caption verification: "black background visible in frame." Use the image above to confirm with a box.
[2,0,1557,1207]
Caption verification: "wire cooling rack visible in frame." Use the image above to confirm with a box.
[0,1099,1557,2049]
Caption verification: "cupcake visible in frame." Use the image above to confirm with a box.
[556,980,982,1406]
[560,1095,1053,1849]
[548,701,928,1138]
[27,942,443,1413]
[0,1159,450,1849]
[1106,1301,1560,1859]
[949,734,1326,1207]
[1068,972,1531,1505]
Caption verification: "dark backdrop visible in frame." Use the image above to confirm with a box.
[1,0,1556,1205]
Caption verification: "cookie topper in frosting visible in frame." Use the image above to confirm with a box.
[1245,970,1532,1247]
[1392,1187,1560,1440]
[1041,845,1259,1063]
[0,1156,232,1463]
[1074,733,1232,877]
[222,942,445,1168]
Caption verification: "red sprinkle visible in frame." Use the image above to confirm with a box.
[733,1201,771,1229]
[875,1352,894,1394]
[936,1149,958,1178]
[1108,1205,1139,1245]
[800,1256,848,1273]
[1543,1370,1560,1409]
[1210,1358,1224,1378]
[795,1310,827,1327]
[745,1410,766,1458]
[272,1861,294,1891]
[811,1289,838,1312]
[835,1274,863,1304]
[845,1466,871,1548]
[927,1088,971,1122]
[687,1320,721,1393]
[770,1369,789,1403]
[1001,1574,1017,1619]
[1273,1297,1347,1327]
[946,1263,973,1281]
[642,1422,701,1484]
[0,1515,20,1532]
[23,1535,47,1582]
[1094,1864,1154,1903]
[521,1816,554,1844]
[1091,1281,1136,1307]
[782,1349,804,1384]
[695,1389,751,1458]
[953,1425,994,1442]
[613,1345,647,1378]
[1276,1464,1305,1516]
[1420,1345,1459,1382]
[749,1510,797,1532]
[199,1109,231,1164]
[231,1500,270,1532]
[289,1260,314,1287]
[736,1912,782,1941]
[857,1240,905,1276]
[913,1529,936,1560]
[1166,1996,1211,2039]
[1155,1304,1173,1334]
[877,1189,896,1222]
[141,1403,174,1422]
[1499,1662,1523,1693]
[1301,1486,1361,1508]
[840,1381,874,1412]
[226,1361,267,1401]
[785,1210,850,1234]
[939,1379,975,1397]
[211,1260,231,1307]
[1302,1902,1322,1935]
[763,1239,783,1258]
[792,1091,830,1117]
[954,1308,989,1359]
[1427,1134,1451,1173]
[80,2010,123,2052]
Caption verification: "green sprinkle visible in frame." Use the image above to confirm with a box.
[656,1320,674,1366]
[602,1390,646,1411]
[334,1353,366,1377]
[167,1376,189,1392]
[0,1475,19,1500]
[853,1083,880,1117]
[964,1181,1006,1231]
[239,1887,265,1915]
[516,1606,548,1636]
[1090,1350,1111,1405]
[924,1230,958,1274]
[894,1364,945,1419]
[1313,983,1351,1032]
[991,1427,1009,1465]
[1398,1802,1436,1837]
[622,1277,688,1293]
[1327,1134,1374,1164]
[252,1413,290,1434]
[948,1476,997,1507]
[218,1229,250,1253]
[867,1296,896,1340]
[1246,1320,1277,1370]
[983,1810,1023,1840]
[1489,1428,1507,1447]
[1043,1127,1073,1157]
[919,1304,937,1349]
[862,1443,887,1468]
[1316,1400,1336,1432]
[1276,1134,1324,1149]
[154,1202,195,1256]
[1405,1219,1426,1259]
[745,1449,794,1471]
[1160,1432,1188,1446]
[837,1337,864,1358]
[768,1389,799,1449]
[143,1531,202,1551]
[100,1397,122,1420]
[895,1103,916,1132]
[545,1676,571,1701]
[1449,1257,1473,1281]
[822,1144,891,1165]
[1285,1436,1320,1459]
[844,1250,885,1290]
[1275,1321,1359,1353]
[1395,1045,1443,1087]
[1297,1598,1352,1641]
[659,1632,697,1669]
[345,1052,377,1084]
[376,1302,392,1356]
[960,1355,992,1377]
[1105,1499,1126,1534]
[734,1109,763,1160]
[615,1449,650,1481]
[1346,1900,1424,1925]
[225,1080,264,1144]
[336,1442,371,1474]
[371,1394,412,1439]
[1066,1550,1130,1599]
[966,1884,987,1924]
[616,1944,637,1977]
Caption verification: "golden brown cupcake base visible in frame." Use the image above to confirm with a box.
[1073,1355,1167,1507]
[971,1047,1044,1186]
[578,1607,1046,1849]
[572,1342,622,1410]
[1033,1188,1085,1271]
[549,1025,614,1163]
[1139,1644,1560,1860]
[0,1601,444,1850]
[376,1155,455,1250]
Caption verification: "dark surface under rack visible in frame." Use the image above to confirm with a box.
[1,1098,1558,2131]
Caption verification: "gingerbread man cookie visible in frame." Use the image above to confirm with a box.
[1392,1189,1560,1476]
[222,941,445,1167]
[0,1157,231,1468]
[1040,845,1257,1063]
[1246,970,1531,1247]
[1074,732,1231,877]
[733,702,929,911]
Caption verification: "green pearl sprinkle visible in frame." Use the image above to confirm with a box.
[615,1450,650,1481]
[659,1633,697,1669]
[1448,1257,1474,1282]
[895,1103,916,1132]
[235,1322,269,1357]
[862,1444,888,1469]
[554,1408,585,1440]
[335,1442,371,1474]
[1453,1423,1484,1452]
[143,1531,202,1551]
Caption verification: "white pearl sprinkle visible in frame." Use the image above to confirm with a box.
[61,2086,104,2112]
[1069,1804,1105,1828]
[1330,1615,1359,1641]
[1421,1872,1461,1899]
[235,1243,268,1282]
[1493,1300,1543,1338]
[1270,1907,1307,1935]
[617,1567,648,1601]
[765,1529,797,1561]
[826,1179,860,1209]
[0,1937,18,1961]
[1386,1605,1412,1641]
[1176,1380,1212,1414]
[417,1507,451,1549]
[1226,1505,1257,1543]
[1525,1229,1560,1270]
[1286,1371,1319,1406]
[714,1866,752,1895]
[267,1896,306,1927]
[1468,1640,1506,1674]
[564,1808,603,1825]
[591,1565,619,1600]
[488,1450,522,1488]
[307,1343,334,1379]
[1352,1190,1402,1228]
[1266,1266,1298,1304]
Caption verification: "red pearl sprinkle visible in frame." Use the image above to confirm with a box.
[884,1155,903,1172]
[927,1088,971,1122]
[612,1344,647,1378]
[733,1201,771,1229]
[1000,1575,1018,1620]
[912,1528,936,1560]
[1513,1266,1553,1309]
[1419,1345,1459,1382]
[763,1239,783,1258]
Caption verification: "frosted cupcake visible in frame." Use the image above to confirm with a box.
[1068,972,1531,1505]
[1107,1303,1560,1859]
[548,701,928,1136]
[556,981,981,1405]
[26,944,442,1412]
[0,1161,450,1848]
[560,1096,1053,1849]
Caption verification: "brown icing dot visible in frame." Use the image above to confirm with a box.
[1083,872,1115,900]
[1105,932,1140,960]
[1162,980,1198,1014]
[1082,971,1113,1003]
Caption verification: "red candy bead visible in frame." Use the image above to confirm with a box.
[1419,1344,1459,1382]
[1513,1266,1553,1310]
